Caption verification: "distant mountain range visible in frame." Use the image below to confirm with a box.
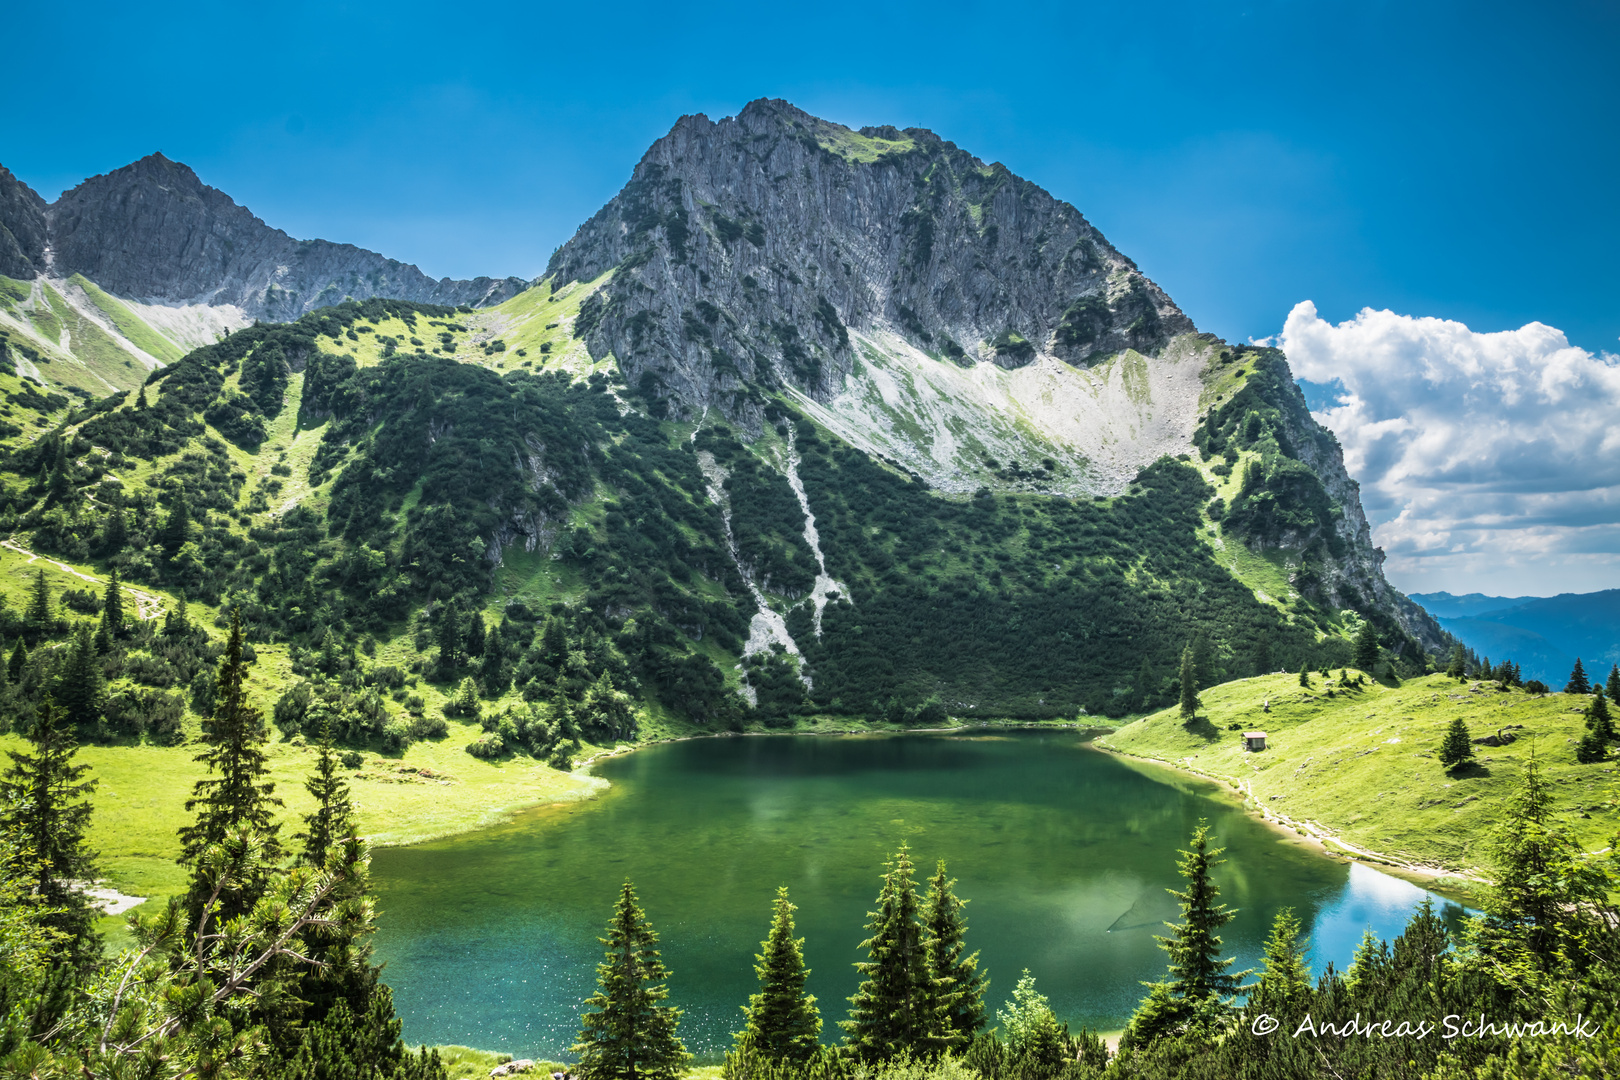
[1410,590,1620,684]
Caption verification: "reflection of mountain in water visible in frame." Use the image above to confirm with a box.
[1106,887,1180,933]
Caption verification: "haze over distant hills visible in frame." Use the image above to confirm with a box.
[1410,590,1620,683]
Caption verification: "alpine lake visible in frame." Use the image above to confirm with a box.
[370,730,1467,1059]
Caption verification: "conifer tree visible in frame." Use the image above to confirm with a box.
[1439,717,1475,771]
[1565,658,1590,695]
[1446,644,1466,680]
[179,610,283,914]
[0,696,100,965]
[1297,662,1310,689]
[7,637,26,684]
[55,622,105,730]
[540,615,570,666]
[1352,620,1379,672]
[1586,688,1616,742]
[1575,728,1607,764]
[842,844,947,1060]
[24,568,50,632]
[739,887,821,1063]
[572,882,690,1080]
[1248,909,1311,1015]
[163,592,192,637]
[1608,664,1620,703]
[482,623,507,693]
[101,568,125,639]
[922,860,986,1042]
[436,608,462,670]
[465,611,486,659]
[94,609,113,655]
[1158,822,1246,1003]
[296,717,354,868]
[1178,646,1200,720]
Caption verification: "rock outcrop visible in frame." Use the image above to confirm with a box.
[0,153,529,318]
[0,165,48,279]
[548,98,1193,423]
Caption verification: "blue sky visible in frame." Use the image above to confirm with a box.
[3,0,1618,592]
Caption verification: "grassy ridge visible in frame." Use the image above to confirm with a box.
[1098,671,1619,876]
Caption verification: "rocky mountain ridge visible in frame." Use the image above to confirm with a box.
[0,154,528,319]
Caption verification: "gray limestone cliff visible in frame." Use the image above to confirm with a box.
[547,99,1193,423]
[0,153,528,317]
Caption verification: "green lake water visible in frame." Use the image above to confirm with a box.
[371,731,1464,1058]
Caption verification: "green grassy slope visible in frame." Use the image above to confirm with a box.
[1098,672,1619,875]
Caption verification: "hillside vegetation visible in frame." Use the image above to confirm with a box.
[1099,671,1619,874]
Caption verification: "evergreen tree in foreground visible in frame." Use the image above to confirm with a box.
[842,844,948,1060]
[178,609,283,916]
[296,716,355,868]
[1565,657,1590,695]
[1248,908,1311,1016]
[54,622,105,730]
[1352,620,1379,672]
[1585,687,1616,742]
[573,882,690,1080]
[0,696,100,966]
[739,886,822,1063]
[922,860,987,1042]
[1178,646,1199,720]
[24,568,50,633]
[1124,821,1247,1048]
[1439,717,1475,771]
[1607,663,1620,703]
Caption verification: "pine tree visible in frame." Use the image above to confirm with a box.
[54,622,105,730]
[1178,646,1200,720]
[1565,658,1590,695]
[1608,664,1620,703]
[1297,662,1310,689]
[436,608,462,670]
[1248,908,1311,1014]
[572,882,690,1080]
[921,860,986,1042]
[842,844,947,1060]
[1352,620,1379,672]
[157,495,190,554]
[318,626,342,675]
[1586,688,1616,742]
[135,385,149,410]
[1446,644,1466,681]
[1438,717,1474,771]
[482,623,508,693]
[24,568,51,632]
[540,615,569,666]
[101,568,125,639]
[0,696,100,965]
[179,609,283,914]
[93,609,113,655]
[739,887,821,1063]
[163,592,192,637]
[7,637,26,684]
[1575,728,1607,764]
[296,717,354,868]
[1158,822,1246,1003]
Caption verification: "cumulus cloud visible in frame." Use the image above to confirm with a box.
[1275,302,1620,595]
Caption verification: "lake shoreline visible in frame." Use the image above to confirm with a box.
[1088,740,1487,898]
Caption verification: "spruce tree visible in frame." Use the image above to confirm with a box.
[842,844,947,1060]
[1586,688,1616,742]
[572,882,690,1080]
[482,623,507,693]
[1438,717,1475,771]
[0,696,100,965]
[163,592,191,638]
[1446,644,1466,681]
[101,568,125,639]
[296,717,355,868]
[54,622,105,730]
[436,608,462,670]
[24,568,50,632]
[179,609,283,912]
[1575,728,1607,764]
[1297,662,1310,689]
[1565,658,1590,695]
[1352,620,1379,672]
[540,615,569,665]
[1157,822,1245,1002]
[1178,646,1200,720]
[921,860,986,1042]
[1248,908,1311,1014]
[1607,664,1620,703]
[93,609,113,655]
[739,887,821,1063]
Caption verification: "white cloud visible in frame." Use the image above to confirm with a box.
[1275,301,1620,595]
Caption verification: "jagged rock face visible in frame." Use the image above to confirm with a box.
[0,166,47,279]
[547,98,1193,422]
[2,153,528,316]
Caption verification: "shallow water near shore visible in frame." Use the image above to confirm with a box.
[371,731,1465,1058]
